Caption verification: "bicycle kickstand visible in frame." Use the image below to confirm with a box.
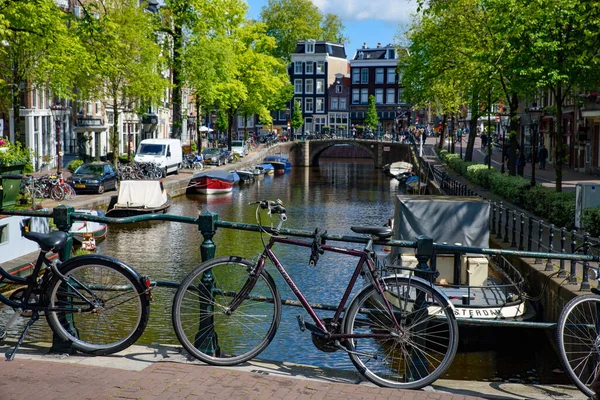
[5,311,39,361]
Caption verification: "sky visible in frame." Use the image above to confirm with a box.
[245,0,419,59]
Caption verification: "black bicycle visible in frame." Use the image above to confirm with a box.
[0,230,153,360]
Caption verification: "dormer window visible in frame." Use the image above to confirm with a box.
[306,40,315,54]
[387,49,395,59]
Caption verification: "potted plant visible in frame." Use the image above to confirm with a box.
[0,140,32,174]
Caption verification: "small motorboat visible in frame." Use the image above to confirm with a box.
[189,170,237,194]
[69,210,108,250]
[384,161,413,176]
[256,163,275,175]
[234,169,256,183]
[263,155,291,174]
[106,180,172,217]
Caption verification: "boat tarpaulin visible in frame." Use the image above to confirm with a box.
[115,180,167,209]
[393,195,489,255]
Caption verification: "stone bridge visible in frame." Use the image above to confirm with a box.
[263,139,411,169]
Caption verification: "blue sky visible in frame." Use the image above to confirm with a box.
[244,0,418,59]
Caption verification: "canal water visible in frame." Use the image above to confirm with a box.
[2,157,570,384]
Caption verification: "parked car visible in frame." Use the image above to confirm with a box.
[67,162,119,194]
[201,148,227,166]
[231,140,248,157]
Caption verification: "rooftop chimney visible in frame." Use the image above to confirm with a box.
[362,42,367,49]
[377,43,381,48]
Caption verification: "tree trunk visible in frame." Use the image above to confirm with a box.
[227,112,234,151]
[437,114,447,151]
[171,25,183,140]
[507,92,519,176]
[465,90,480,162]
[555,82,563,192]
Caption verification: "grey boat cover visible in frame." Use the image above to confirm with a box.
[392,195,489,255]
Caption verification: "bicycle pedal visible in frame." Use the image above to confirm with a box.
[296,315,306,332]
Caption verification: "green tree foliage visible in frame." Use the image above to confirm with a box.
[260,0,347,60]
[77,0,169,167]
[290,99,303,136]
[364,95,379,132]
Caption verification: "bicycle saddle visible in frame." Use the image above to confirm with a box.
[350,226,394,239]
[24,231,68,252]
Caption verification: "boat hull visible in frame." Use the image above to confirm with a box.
[106,195,172,217]
[191,176,234,194]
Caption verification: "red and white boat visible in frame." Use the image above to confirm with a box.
[189,170,236,194]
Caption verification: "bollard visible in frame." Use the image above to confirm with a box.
[491,202,497,235]
[558,228,566,278]
[518,213,524,250]
[569,229,578,284]
[527,217,533,251]
[195,210,220,355]
[497,202,503,239]
[580,233,591,291]
[545,225,554,271]
[504,208,510,243]
[511,210,517,248]
[49,205,77,355]
[536,221,544,264]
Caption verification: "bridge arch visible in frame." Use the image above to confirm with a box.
[309,140,377,167]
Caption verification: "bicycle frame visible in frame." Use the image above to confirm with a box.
[228,234,401,340]
[0,250,97,313]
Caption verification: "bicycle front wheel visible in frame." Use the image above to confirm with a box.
[172,256,281,366]
[45,256,150,355]
[556,294,600,397]
[343,276,458,389]
[63,184,76,201]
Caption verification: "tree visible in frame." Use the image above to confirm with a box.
[290,99,303,137]
[77,0,169,167]
[260,0,347,60]
[364,95,379,133]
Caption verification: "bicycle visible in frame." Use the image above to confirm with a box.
[172,200,459,390]
[556,245,600,397]
[0,230,153,360]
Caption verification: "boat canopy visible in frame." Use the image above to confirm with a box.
[192,170,237,183]
[392,195,490,256]
[115,180,168,209]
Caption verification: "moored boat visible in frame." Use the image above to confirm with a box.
[234,169,255,183]
[106,180,172,217]
[256,163,275,175]
[69,210,108,250]
[189,170,236,194]
[385,195,533,322]
[263,155,291,174]
[384,161,413,177]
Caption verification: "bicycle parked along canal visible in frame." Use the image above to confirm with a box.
[0,230,153,360]
[172,200,458,390]
[555,242,600,397]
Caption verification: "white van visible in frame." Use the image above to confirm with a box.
[231,140,248,157]
[134,138,182,177]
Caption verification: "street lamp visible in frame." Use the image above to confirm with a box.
[527,104,543,186]
[50,100,68,174]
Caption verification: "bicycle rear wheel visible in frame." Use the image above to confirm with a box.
[556,294,600,397]
[172,256,281,366]
[62,184,76,201]
[343,275,458,389]
[45,256,150,355]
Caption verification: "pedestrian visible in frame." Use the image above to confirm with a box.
[538,145,548,170]
[517,150,526,176]
[481,133,487,149]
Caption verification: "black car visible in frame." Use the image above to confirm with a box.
[201,148,227,166]
[67,162,119,194]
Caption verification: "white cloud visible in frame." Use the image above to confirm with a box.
[311,0,418,24]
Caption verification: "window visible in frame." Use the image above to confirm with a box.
[305,98,314,113]
[278,110,287,120]
[331,97,338,110]
[34,116,39,131]
[86,102,92,115]
[107,112,114,124]
[336,85,342,93]
[360,89,369,104]
[316,98,324,113]
[305,79,314,94]
[387,68,396,84]
[237,116,244,127]
[294,61,302,74]
[352,89,360,104]
[361,68,368,84]
[352,69,360,84]
[95,102,101,115]
[247,116,254,128]
[340,98,347,110]
[294,79,302,94]
[375,68,384,84]
[305,62,314,74]
[306,42,314,53]
[375,89,383,104]
[386,88,395,104]
[387,48,395,59]
[316,61,325,74]
[316,79,324,94]
[32,89,37,108]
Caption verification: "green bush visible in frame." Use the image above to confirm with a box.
[582,207,600,237]
[68,159,84,172]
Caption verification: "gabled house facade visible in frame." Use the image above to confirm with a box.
[288,39,348,138]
